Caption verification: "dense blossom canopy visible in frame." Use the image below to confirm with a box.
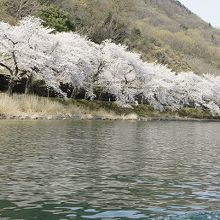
[0,17,220,114]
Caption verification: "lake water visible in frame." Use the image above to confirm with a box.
[0,120,220,220]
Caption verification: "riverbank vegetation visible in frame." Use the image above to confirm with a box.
[1,17,220,119]
[0,93,218,120]
[0,93,137,120]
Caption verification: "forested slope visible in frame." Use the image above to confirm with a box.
[0,0,220,74]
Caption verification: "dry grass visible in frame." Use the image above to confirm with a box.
[1,93,214,120]
[0,93,139,120]
[0,93,65,117]
[17,95,63,114]
[0,93,20,115]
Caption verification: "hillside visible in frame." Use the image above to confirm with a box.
[128,0,220,74]
[0,0,220,75]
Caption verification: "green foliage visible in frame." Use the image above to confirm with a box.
[177,107,215,119]
[60,99,219,120]
[180,24,188,31]
[37,6,74,32]
[90,12,128,44]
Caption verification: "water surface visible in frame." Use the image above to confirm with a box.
[0,120,220,219]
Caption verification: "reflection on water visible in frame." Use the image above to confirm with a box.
[0,120,220,219]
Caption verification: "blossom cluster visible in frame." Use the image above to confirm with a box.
[0,17,220,114]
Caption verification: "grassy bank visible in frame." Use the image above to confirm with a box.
[0,93,219,121]
[0,93,137,120]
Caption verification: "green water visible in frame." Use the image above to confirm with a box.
[0,120,220,220]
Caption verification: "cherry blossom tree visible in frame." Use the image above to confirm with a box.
[1,17,220,115]
[52,32,102,99]
[98,41,143,105]
[0,17,58,94]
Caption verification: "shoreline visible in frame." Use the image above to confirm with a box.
[1,113,220,122]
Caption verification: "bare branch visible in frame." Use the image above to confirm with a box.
[0,62,13,75]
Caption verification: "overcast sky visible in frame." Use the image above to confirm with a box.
[179,0,220,27]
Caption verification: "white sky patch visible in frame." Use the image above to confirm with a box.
[179,0,220,28]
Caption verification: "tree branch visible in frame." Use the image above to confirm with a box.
[12,51,19,76]
[0,62,13,75]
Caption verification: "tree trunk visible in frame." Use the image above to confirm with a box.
[71,88,77,99]
[7,78,16,96]
[25,75,33,94]
[47,87,50,97]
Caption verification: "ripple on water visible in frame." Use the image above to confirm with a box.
[0,120,220,219]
